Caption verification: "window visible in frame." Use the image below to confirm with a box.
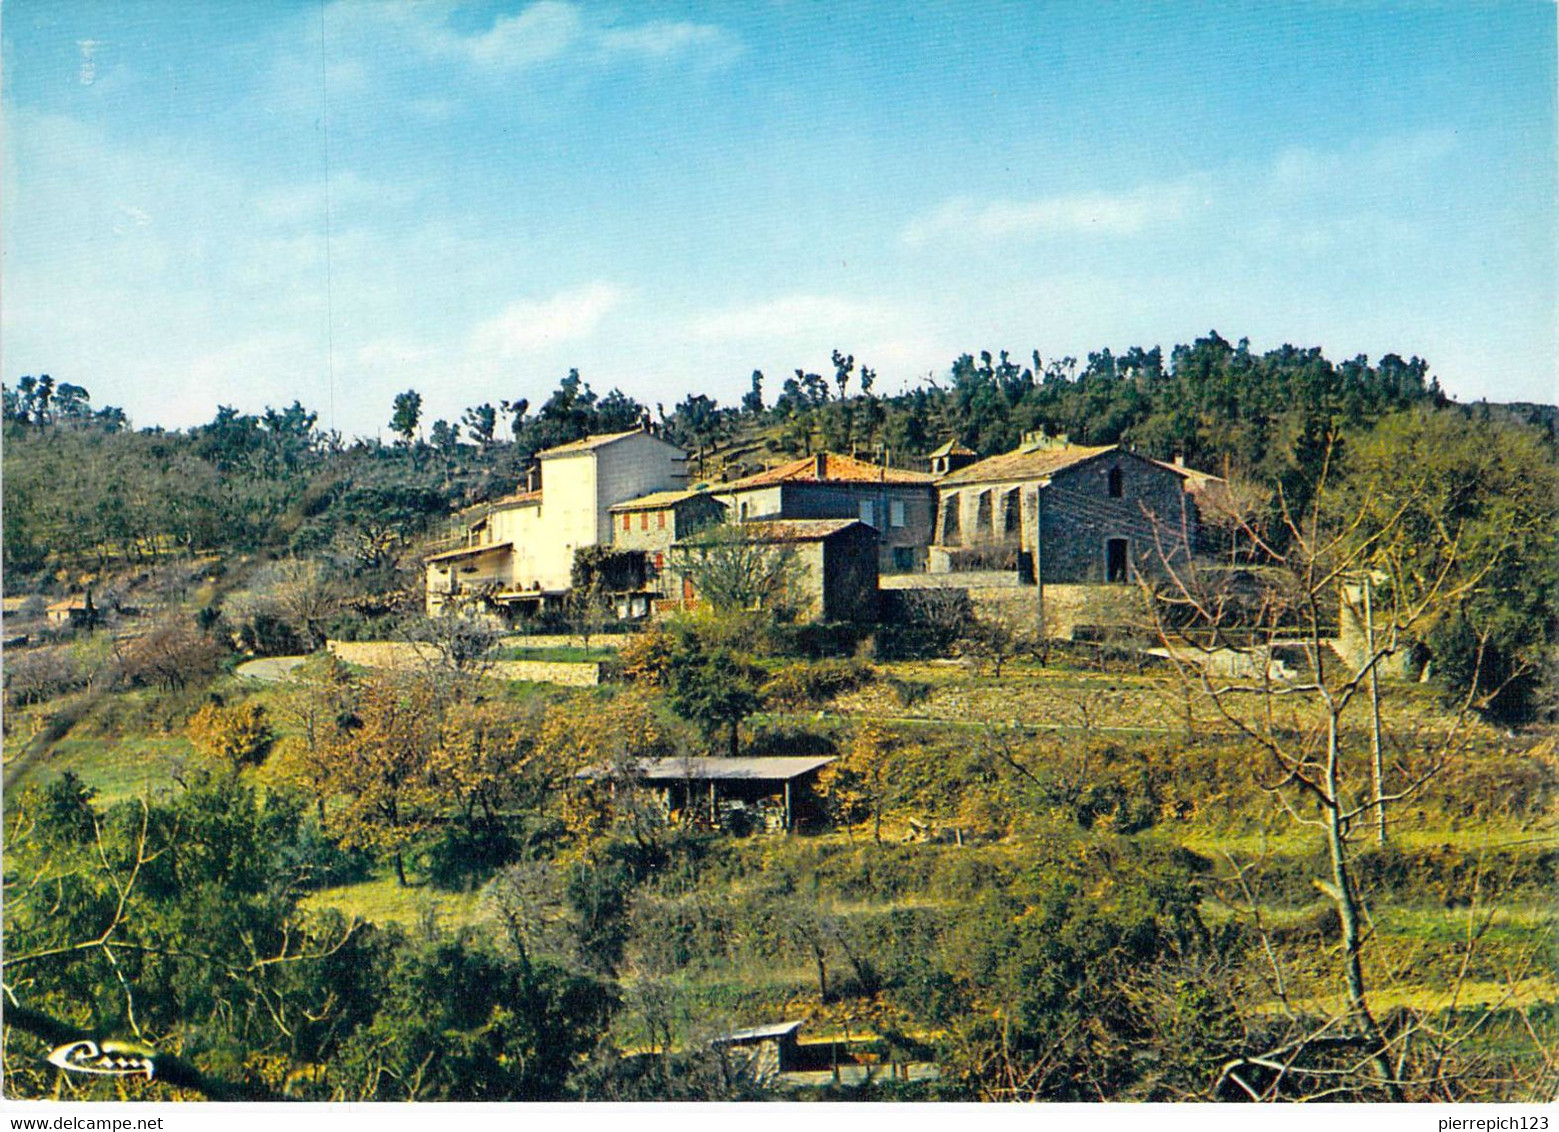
[890,499,906,528]
[859,500,875,526]
[653,551,664,574]
[892,546,915,570]
[1107,538,1129,583]
[1108,467,1123,498]
[622,513,631,532]
[640,511,649,530]
[658,510,666,529]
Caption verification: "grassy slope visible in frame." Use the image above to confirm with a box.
[7,646,1555,1061]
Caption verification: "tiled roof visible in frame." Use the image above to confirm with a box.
[538,427,683,458]
[928,438,976,458]
[488,489,542,510]
[1149,458,1226,490]
[937,443,1118,486]
[609,488,716,512]
[742,518,872,542]
[46,597,90,611]
[726,452,934,488]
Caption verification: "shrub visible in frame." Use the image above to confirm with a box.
[761,658,874,709]
[187,700,276,770]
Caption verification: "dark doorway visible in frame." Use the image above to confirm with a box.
[1106,538,1129,583]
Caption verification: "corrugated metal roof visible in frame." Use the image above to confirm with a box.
[714,1020,805,1044]
[726,452,934,488]
[937,443,1118,486]
[577,756,836,782]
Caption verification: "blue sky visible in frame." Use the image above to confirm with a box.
[3,1,1555,438]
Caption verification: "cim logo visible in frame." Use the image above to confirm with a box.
[46,1039,156,1080]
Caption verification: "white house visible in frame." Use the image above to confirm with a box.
[425,427,687,616]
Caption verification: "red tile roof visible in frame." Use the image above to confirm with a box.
[726,452,934,488]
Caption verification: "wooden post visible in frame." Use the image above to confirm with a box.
[709,781,717,827]
[784,779,792,832]
[1365,577,1387,846]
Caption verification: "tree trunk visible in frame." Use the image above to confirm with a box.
[1324,715,1400,1099]
[394,849,408,887]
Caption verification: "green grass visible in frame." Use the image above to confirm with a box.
[500,645,618,664]
[300,872,489,931]
[23,734,197,804]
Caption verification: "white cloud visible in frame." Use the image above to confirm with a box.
[472,283,626,357]
[318,1,739,78]
[904,181,1200,246]
[688,294,912,342]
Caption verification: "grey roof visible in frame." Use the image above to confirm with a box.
[577,756,836,782]
[538,428,685,459]
[713,1020,805,1044]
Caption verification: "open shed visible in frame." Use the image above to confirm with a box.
[577,755,836,832]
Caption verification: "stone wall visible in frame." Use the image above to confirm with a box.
[881,573,1150,640]
[326,640,603,686]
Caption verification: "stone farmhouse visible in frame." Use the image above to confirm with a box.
[715,452,937,574]
[425,426,688,617]
[930,435,1202,582]
[901,433,1214,637]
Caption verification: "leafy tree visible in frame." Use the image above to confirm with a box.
[389,389,422,446]
[462,402,498,448]
[670,519,803,618]
[665,631,764,757]
[741,370,765,414]
[315,674,443,885]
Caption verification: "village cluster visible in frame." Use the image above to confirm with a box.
[423,424,1220,635]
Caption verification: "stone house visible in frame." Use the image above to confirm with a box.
[425,426,687,617]
[931,437,1202,584]
[716,452,936,573]
[671,518,881,624]
[607,488,727,617]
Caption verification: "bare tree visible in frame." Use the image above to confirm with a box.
[1143,435,1509,1099]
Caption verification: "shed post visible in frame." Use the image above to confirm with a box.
[709,780,717,826]
[784,779,793,832]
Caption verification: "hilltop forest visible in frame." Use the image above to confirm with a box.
[3,332,1557,1102]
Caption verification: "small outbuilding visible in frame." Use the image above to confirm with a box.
[711,1021,805,1081]
[577,755,837,832]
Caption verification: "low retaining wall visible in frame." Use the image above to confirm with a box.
[326,640,602,686]
[882,573,1148,640]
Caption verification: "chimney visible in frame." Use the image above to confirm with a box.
[1173,453,1186,468]
[814,452,827,480]
[525,463,540,493]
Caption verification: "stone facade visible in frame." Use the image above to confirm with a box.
[609,489,727,612]
[932,443,1199,585]
[717,452,937,573]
